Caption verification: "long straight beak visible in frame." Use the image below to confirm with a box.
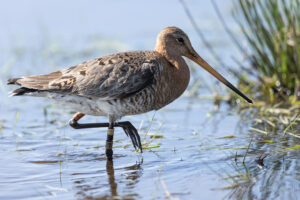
[187,50,253,104]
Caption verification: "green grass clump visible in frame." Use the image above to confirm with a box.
[233,0,300,104]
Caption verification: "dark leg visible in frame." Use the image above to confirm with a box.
[69,115,142,153]
[106,123,114,160]
[69,112,109,129]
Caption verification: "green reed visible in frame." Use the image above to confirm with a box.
[233,0,300,104]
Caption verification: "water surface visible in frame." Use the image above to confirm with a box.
[1,1,300,199]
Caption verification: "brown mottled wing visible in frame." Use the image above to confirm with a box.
[48,51,159,99]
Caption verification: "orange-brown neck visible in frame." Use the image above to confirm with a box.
[153,50,190,109]
[154,34,191,108]
[155,40,183,69]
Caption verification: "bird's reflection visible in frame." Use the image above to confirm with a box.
[106,160,117,197]
[73,157,143,199]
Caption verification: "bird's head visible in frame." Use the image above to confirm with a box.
[155,26,252,104]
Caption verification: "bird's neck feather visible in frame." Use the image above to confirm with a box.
[155,45,184,69]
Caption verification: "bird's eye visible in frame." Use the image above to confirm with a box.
[176,37,184,44]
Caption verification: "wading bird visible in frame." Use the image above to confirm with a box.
[7,27,252,160]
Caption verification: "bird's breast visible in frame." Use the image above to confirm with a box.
[153,58,190,110]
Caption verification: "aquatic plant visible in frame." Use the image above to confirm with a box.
[233,0,300,104]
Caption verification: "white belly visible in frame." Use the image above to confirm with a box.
[39,88,155,120]
[47,93,116,117]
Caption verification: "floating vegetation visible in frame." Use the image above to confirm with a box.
[258,140,275,144]
[0,120,3,131]
[216,135,236,139]
[31,160,62,164]
[148,133,164,139]
[7,148,35,151]
[199,146,251,151]
[142,145,160,150]
[249,127,268,135]
[13,111,19,130]
[282,145,300,151]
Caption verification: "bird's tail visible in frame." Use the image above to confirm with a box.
[7,78,21,85]
[7,71,62,97]
[7,78,39,96]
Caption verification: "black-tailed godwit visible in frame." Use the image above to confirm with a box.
[7,27,252,160]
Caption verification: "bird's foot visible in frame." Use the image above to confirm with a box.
[115,121,143,153]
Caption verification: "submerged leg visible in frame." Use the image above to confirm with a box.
[106,121,114,160]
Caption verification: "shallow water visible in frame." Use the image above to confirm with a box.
[1,1,300,200]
